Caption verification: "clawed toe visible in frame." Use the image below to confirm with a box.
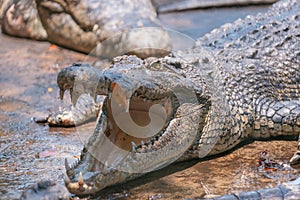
[290,152,300,165]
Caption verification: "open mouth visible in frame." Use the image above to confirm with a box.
[63,56,206,195]
[104,89,176,153]
[64,85,180,194]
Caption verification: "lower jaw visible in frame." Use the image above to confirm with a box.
[66,96,177,194]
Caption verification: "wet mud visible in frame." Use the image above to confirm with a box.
[0,4,299,200]
[0,32,88,199]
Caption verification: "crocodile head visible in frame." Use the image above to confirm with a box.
[62,55,210,195]
[57,63,101,105]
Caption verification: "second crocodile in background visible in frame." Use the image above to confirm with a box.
[50,0,300,197]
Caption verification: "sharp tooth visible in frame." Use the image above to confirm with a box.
[74,159,79,167]
[78,172,84,185]
[70,88,73,100]
[141,140,145,146]
[102,161,109,174]
[65,158,71,171]
[125,98,130,112]
[132,146,136,152]
[92,24,99,32]
[59,89,65,100]
[131,141,137,152]
[131,141,137,148]
[64,173,71,184]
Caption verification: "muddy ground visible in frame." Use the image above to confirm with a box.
[0,5,299,200]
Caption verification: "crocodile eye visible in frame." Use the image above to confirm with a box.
[149,61,161,69]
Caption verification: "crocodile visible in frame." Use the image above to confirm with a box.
[211,176,300,199]
[0,0,47,40]
[50,0,300,196]
[0,0,278,58]
[19,180,69,200]
[1,0,172,58]
[17,177,300,199]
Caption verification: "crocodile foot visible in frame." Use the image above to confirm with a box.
[290,151,300,165]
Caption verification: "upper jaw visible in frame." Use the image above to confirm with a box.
[57,63,101,105]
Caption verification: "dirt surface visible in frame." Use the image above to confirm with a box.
[0,5,299,200]
[0,30,89,199]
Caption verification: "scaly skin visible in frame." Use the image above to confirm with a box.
[35,0,172,58]
[211,176,300,200]
[59,0,300,195]
[0,0,171,56]
[1,0,278,57]
[20,180,69,200]
[1,0,47,40]
[34,63,102,126]
[1,0,172,58]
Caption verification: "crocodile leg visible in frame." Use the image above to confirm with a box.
[1,0,47,40]
[35,0,171,58]
[253,100,300,139]
[185,100,300,162]
[254,100,300,164]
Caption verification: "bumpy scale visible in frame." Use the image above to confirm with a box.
[52,0,300,196]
